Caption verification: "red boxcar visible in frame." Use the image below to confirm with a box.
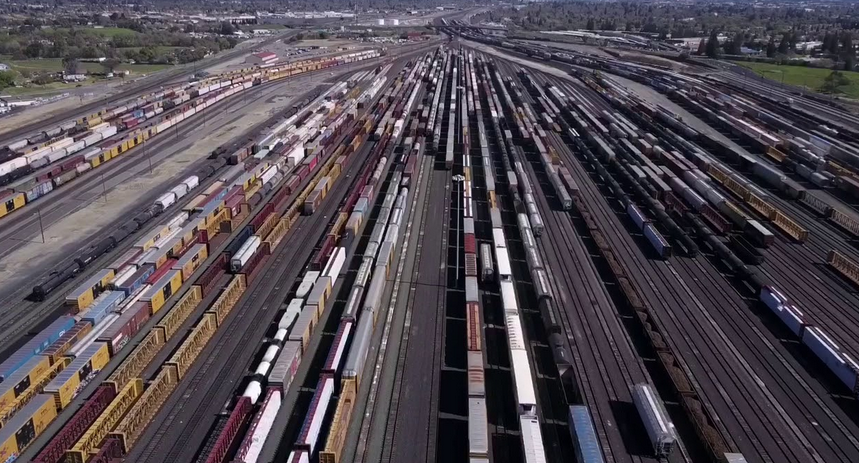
[33,385,117,463]
[205,397,252,463]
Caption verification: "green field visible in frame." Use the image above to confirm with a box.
[734,61,859,99]
[2,58,170,74]
[1,79,98,96]
[48,26,139,38]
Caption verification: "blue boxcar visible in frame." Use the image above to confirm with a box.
[569,405,605,463]
[80,291,126,326]
[0,315,76,382]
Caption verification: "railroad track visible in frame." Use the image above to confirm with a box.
[488,58,669,463]
[517,62,859,461]
[0,56,401,360]
[124,51,438,461]
[377,147,447,463]
[127,126,375,463]
[0,31,298,145]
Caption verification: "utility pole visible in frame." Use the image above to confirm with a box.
[37,207,45,244]
[101,173,108,203]
[145,139,153,174]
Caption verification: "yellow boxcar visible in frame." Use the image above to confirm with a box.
[142,246,170,270]
[44,343,110,410]
[65,269,115,313]
[142,269,183,314]
[86,116,103,128]
[173,244,208,281]
[0,356,51,411]
[41,321,93,364]
[90,156,102,169]
[0,192,26,219]
[134,225,171,253]
[105,144,120,159]
[0,394,57,461]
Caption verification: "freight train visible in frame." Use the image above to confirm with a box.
[0,49,384,221]
[20,68,388,462]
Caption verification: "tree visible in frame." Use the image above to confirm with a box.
[731,31,745,54]
[777,33,790,54]
[819,70,850,94]
[0,71,15,90]
[697,38,707,55]
[586,18,595,30]
[62,55,79,75]
[822,32,832,54]
[845,54,856,72]
[220,21,235,35]
[766,36,776,57]
[706,30,720,58]
[24,42,43,58]
[101,58,121,74]
[138,46,157,63]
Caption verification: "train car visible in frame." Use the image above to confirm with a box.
[172,243,208,281]
[568,405,605,463]
[269,341,302,393]
[632,383,677,457]
[97,302,151,356]
[288,306,319,352]
[78,290,126,326]
[0,316,76,382]
[43,342,110,410]
[0,394,57,460]
[0,355,51,411]
[65,269,116,313]
[40,321,93,364]
[0,192,27,219]
[140,269,183,314]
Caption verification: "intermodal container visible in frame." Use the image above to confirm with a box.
[145,259,178,285]
[172,243,209,281]
[65,269,115,313]
[0,355,51,411]
[78,291,126,326]
[0,316,76,382]
[97,302,151,356]
[141,269,183,314]
[41,321,93,365]
[569,405,605,463]
[44,343,110,410]
[116,263,155,296]
[0,394,57,461]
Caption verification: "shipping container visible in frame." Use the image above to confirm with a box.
[632,383,676,457]
[0,316,76,382]
[44,343,110,409]
[0,394,57,460]
[65,269,116,313]
[97,302,151,356]
[568,406,605,463]
[0,355,51,411]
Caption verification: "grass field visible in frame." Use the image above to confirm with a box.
[1,57,170,74]
[734,61,859,99]
[48,26,138,38]
[1,79,98,96]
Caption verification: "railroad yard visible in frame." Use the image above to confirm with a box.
[0,15,859,463]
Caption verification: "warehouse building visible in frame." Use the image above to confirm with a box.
[245,52,278,66]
